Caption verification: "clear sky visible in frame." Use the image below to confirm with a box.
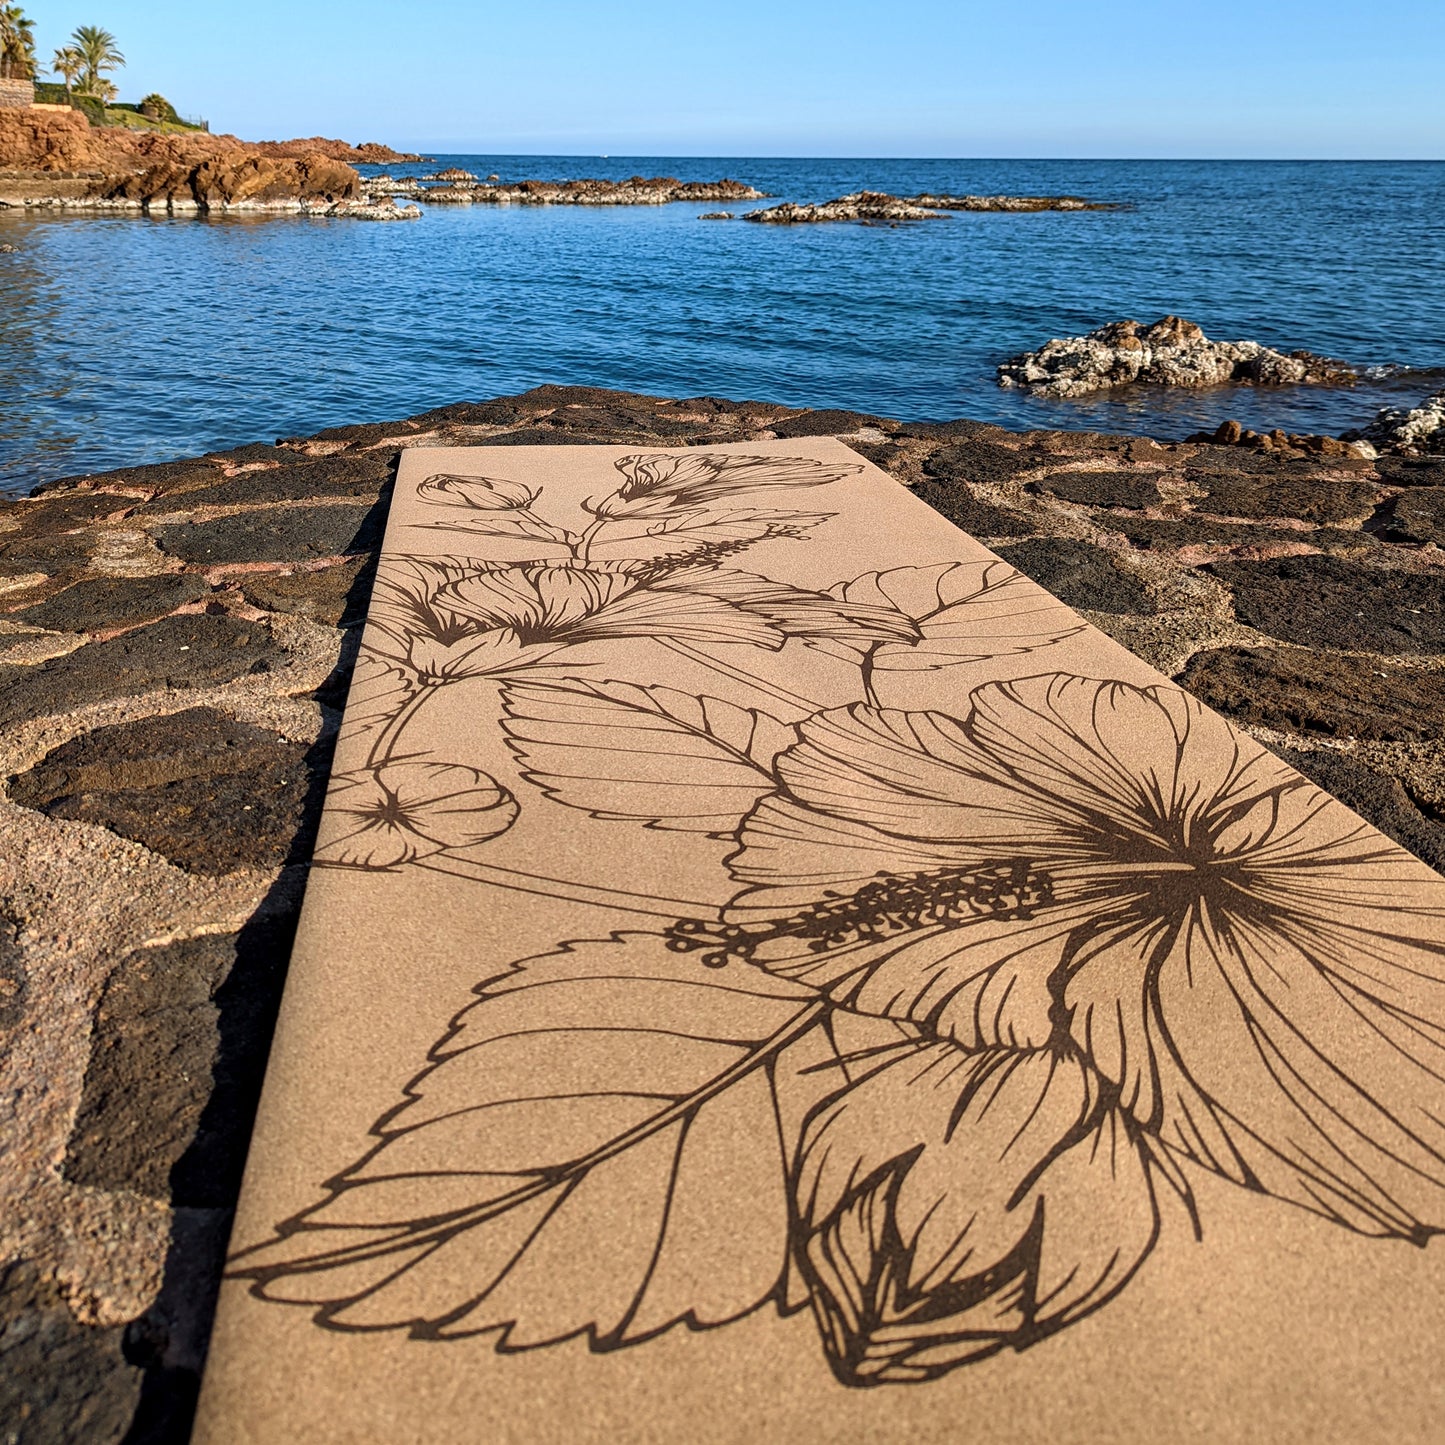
[24,0,1445,157]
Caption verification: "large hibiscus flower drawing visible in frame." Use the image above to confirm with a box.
[234,670,1445,1387]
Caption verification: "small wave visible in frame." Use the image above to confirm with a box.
[1361,363,1445,383]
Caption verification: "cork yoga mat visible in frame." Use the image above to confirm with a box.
[196,440,1445,1444]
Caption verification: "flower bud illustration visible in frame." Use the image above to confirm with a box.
[794,1043,1161,1386]
[418,473,540,511]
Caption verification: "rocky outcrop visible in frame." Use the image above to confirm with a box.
[738,190,1120,224]
[1185,418,1376,460]
[362,174,767,206]
[1353,389,1445,456]
[742,191,942,223]
[909,192,1121,211]
[998,316,1358,397]
[251,137,424,163]
[0,109,418,217]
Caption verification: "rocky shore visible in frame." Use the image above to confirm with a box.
[3,384,1445,1440]
[0,109,419,218]
[999,315,1359,397]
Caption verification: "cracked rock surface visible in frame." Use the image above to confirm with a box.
[2,383,1443,1441]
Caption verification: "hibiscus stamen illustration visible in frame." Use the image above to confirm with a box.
[666,861,1055,968]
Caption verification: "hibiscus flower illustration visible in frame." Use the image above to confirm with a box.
[587,452,863,519]
[314,760,520,870]
[369,556,919,687]
[665,672,1445,1378]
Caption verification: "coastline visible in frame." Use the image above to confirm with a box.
[3,384,1445,1438]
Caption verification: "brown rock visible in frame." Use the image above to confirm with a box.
[1212,554,1445,653]
[0,614,279,726]
[1177,646,1445,740]
[240,557,374,626]
[9,706,323,873]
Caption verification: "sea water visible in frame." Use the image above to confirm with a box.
[1,157,1442,494]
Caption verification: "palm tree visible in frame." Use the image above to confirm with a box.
[0,4,37,80]
[51,45,83,98]
[70,24,124,96]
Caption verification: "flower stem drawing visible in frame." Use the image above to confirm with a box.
[236,449,1445,1391]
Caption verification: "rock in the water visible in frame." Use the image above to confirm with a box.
[906,193,1120,211]
[742,191,943,224]
[998,315,1357,397]
[1357,388,1445,456]
[367,175,767,207]
[698,211,733,220]
[1186,418,1375,460]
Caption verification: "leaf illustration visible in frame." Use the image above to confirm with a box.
[830,561,1083,670]
[417,514,575,547]
[662,569,921,649]
[232,936,830,1344]
[501,679,795,833]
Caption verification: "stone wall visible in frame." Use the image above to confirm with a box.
[0,78,34,110]
[2,386,1444,1440]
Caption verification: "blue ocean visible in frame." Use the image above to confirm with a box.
[1,157,1442,494]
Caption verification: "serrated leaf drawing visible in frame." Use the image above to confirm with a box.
[501,679,795,833]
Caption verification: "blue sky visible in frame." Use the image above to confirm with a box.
[25,0,1445,156]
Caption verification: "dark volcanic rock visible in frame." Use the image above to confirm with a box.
[895,419,1013,443]
[924,440,1044,487]
[0,528,96,572]
[1213,555,1445,653]
[64,923,292,1206]
[997,537,1156,614]
[32,458,222,499]
[0,615,278,727]
[0,1260,138,1445]
[0,909,23,1030]
[910,478,1037,538]
[1106,517,1296,552]
[1035,470,1163,509]
[1374,456,1445,488]
[152,502,382,564]
[771,409,888,438]
[9,706,319,873]
[536,403,720,440]
[13,573,209,634]
[1269,746,1445,875]
[1187,472,1380,524]
[138,457,392,510]
[1382,488,1445,545]
[468,427,628,447]
[1177,646,1445,741]
[3,492,136,537]
[240,557,375,627]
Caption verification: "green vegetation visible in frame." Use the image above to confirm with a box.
[0,3,37,79]
[69,24,122,98]
[23,17,209,130]
[50,42,81,95]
